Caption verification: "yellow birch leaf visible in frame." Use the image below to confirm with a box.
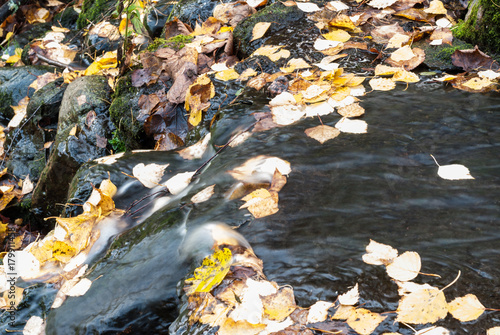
[262,286,296,321]
[386,251,421,281]
[390,46,415,62]
[250,22,272,42]
[448,294,485,322]
[99,178,117,198]
[305,125,340,144]
[424,0,447,14]
[396,288,448,324]
[52,241,77,263]
[347,308,386,335]
[330,86,351,101]
[238,68,258,81]
[375,64,402,76]
[269,48,290,62]
[322,29,351,42]
[337,102,365,117]
[215,68,240,81]
[329,14,356,30]
[186,248,232,294]
[462,77,493,91]
[363,239,398,265]
[488,327,500,335]
[332,304,355,320]
[392,70,419,83]
[386,33,410,49]
[280,58,311,73]
[241,188,272,202]
[252,45,282,57]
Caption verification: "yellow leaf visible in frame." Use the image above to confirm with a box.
[186,248,232,294]
[185,74,215,126]
[52,241,77,263]
[386,251,421,281]
[322,29,351,42]
[369,78,396,91]
[396,288,448,324]
[347,308,386,335]
[337,102,365,118]
[374,64,402,76]
[305,125,340,144]
[390,45,415,62]
[241,188,272,202]
[0,286,24,309]
[332,305,356,320]
[307,301,335,323]
[250,22,272,42]
[392,70,419,83]
[83,51,118,76]
[386,33,410,48]
[218,318,266,335]
[215,68,240,81]
[329,14,356,30]
[238,68,258,81]
[280,58,311,73]
[262,286,296,321]
[448,294,485,322]
[362,239,398,265]
[462,77,493,91]
[424,0,447,14]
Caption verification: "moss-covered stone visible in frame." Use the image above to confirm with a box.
[53,6,80,30]
[77,0,116,29]
[453,0,500,54]
[414,39,474,70]
[147,35,193,52]
[0,90,14,121]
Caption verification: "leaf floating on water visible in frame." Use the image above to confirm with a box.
[335,117,367,134]
[488,327,500,335]
[271,104,306,126]
[164,171,195,195]
[215,68,240,81]
[240,188,279,218]
[346,308,386,335]
[337,102,365,117]
[250,22,272,41]
[185,248,232,294]
[447,294,485,322]
[386,251,421,281]
[178,133,212,160]
[132,163,169,188]
[369,78,396,91]
[304,101,335,117]
[338,283,359,306]
[430,155,474,180]
[363,239,398,265]
[396,287,448,324]
[305,125,340,144]
[191,185,216,204]
[307,301,335,323]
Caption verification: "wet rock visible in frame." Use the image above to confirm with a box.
[267,76,289,97]
[31,76,113,219]
[86,21,122,56]
[53,6,80,30]
[146,0,175,38]
[0,66,54,123]
[169,0,235,28]
[233,3,307,58]
[414,39,474,71]
[77,0,115,29]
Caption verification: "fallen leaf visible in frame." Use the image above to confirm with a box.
[362,239,398,265]
[415,326,450,335]
[488,327,500,335]
[228,156,291,182]
[304,101,335,117]
[248,73,271,90]
[280,58,311,73]
[329,14,356,30]
[451,46,498,72]
[367,0,398,9]
[347,308,386,335]
[337,102,365,117]
[66,278,92,297]
[314,39,343,51]
[332,305,356,320]
[431,155,474,180]
[390,45,415,62]
[132,163,169,188]
[250,22,272,42]
[424,0,447,14]
[335,117,367,134]
[369,78,396,91]
[218,317,266,335]
[185,74,215,126]
[271,104,305,125]
[338,283,359,306]
[238,68,258,81]
[178,133,212,160]
[461,77,494,91]
[392,69,419,83]
[262,286,296,321]
[22,175,34,195]
[23,316,45,335]
[323,29,351,42]
[296,2,321,12]
[191,185,216,203]
[305,125,340,144]
[396,287,448,324]
[327,1,350,11]
[386,251,421,281]
[307,301,335,323]
[269,92,297,106]
[386,47,426,70]
[386,33,410,48]
[215,68,240,81]
[164,171,195,195]
[185,248,232,294]
[447,294,485,322]
[240,188,279,218]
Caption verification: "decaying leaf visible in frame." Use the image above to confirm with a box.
[451,46,498,72]
[337,102,365,117]
[447,294,485,322]
[305,125,340,144]
[262,286,296,321]
[185,74,215,126]
[132,163,169,188]
[185,248,233,294]
[396,287,448,324]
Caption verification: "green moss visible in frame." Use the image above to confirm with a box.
[453,0,500,54]
[147,35,193,52]
[109,129,126,152]
[77,0,115,29]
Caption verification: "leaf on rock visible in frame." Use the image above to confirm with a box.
[280,58,311,73]
[218,318,266,335]
[386,33,410,49]
[392,69,420,83]
[332,305,356,320]
[363,239,398,265]
[240,188,279,218]
[369,78,396,91]
[132,163,169,188]
[461,77,494,91]
[296,2,321,12]
[305,125,340,144]
[448,294,485,322]
[215,68,240,81]
[386,47,425,71]
[335,117,367,134]
[23,316,45,335]
[250,22,272,42]
[186,248,233,294]
[390,45,415,62]
[164,171,195,195]
[314,38,343,52]
[83,51,118,76]
[396,288,448,324]
[386,251,421,281]
[307,301,335,323]
[52,241,77,263]
[185,74,215,126]
[337,102,365,117]
[178,133,212,160]
[424,0,447,14]
[248,73,271,90]
[191,185,216,204]
[262,286,296,321]
[367,0,398,9]
[338,283,359,306]
[347,308,386,335]
[323,29,351,42]
[451,46,498,72]
[21,175,34,195]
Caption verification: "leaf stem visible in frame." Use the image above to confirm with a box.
[430,154,440,167]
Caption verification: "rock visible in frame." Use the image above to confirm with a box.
[414,39,473,71]
[146,0,175,38]
[31,76,113,219]
[0,66,54,123]
[77,0,116,29]
[168,0,235,28]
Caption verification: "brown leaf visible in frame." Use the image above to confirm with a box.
[305,125,340,144]
[155,132,185,151]
[168,62,198,104]
[269,169,287,193]
[131,68,159,87]
[370,23,405,44]
[247,73,271,90]
[430,28,453,45]
[252,112,280,132]
[85,110,97,128]
[164,18,193,39]
[214,2,256,27]
[138,93,161,117]
[386,47,425,71]
[451,46,499,72]
[394,8,434,22]
[337,102,365,117]
[96,134,107,148]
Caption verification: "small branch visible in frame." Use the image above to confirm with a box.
[35,53,87,72]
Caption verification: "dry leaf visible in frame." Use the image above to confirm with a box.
[66,278,92,297]
[369,78,396,91]
[304,101,335,117]
[362,239,398,265]
[280,58,311,73]
[322,29,351,42]
[271,105,305,125]
[250,22,272,42]
[386,251,421,281]
[390,45,415,62]
[335,117,367,134]
[191,185,216,203]
[296,2,321,12]
[307,301,335,323]
[431,155,474,180]
[327,1,350,11]
[386,33,410,48]
[338,283,359,306]
[228,156,291,183]
[262,287,296,321]
[23,316,45,335]
[164,171,195,195]
[396,288,448,324]
[347,308,386,335]
[215,68,240,81]
[392,69,419,83]
[367,0,398,9]
[375,65,402,76]
[132,163,169,188]
[329,14,356,30]
[424,0,447,14]
[305,125,340,144]
[447,294,485,322]
[22,175,34,195]
[218,317,266,335]
[337,102,364,117]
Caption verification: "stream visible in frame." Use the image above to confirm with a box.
[4,72,500,334]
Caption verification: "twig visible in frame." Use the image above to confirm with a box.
[35,52,87,72]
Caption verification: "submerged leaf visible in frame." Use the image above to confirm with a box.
[186,248,233,294]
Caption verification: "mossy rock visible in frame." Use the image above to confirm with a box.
[233,3,306,58]
[453,0,500,55]
[414,39,474,71]
[77,0,116,29]
[169,0,235,28]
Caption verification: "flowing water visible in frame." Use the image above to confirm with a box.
[4,76,500,334]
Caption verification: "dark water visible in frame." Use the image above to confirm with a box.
[4,78,500,334]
